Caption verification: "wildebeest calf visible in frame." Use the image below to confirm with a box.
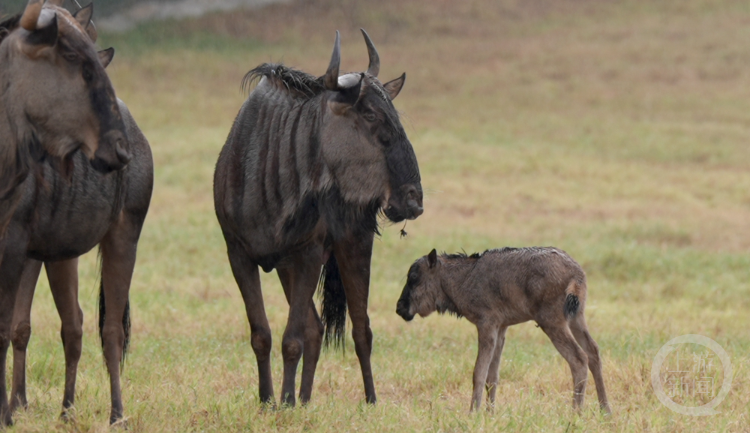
[396,247,610,413]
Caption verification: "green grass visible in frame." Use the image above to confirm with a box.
[6,0,750,431]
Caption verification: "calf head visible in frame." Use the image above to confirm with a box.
[1,0,129,172]
[397,248,441,321]
[320,29,423,222]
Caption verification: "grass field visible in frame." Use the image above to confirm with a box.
[5,0,750,431]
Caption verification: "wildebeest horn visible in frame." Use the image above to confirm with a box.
[20,0,44,31]
[325,30,341,90]
[360,29,380,77]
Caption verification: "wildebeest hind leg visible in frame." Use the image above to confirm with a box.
[277,269,324,404]
[10,259,42,413]
[99,217,141,424]
[569,315,610,413]
[226,241,275,406]
[539,320,588,409]
[485,326,507,409]
[334,233,377,404]
[46,259,83,417]
[278,251,323,407]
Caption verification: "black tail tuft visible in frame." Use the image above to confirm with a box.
[563,294,580,319]
[98,267,131,370]
[318,253,347,350]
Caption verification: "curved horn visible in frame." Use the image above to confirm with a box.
[20,0,44,31]
[360,28,380,77]
[324,30,341,90]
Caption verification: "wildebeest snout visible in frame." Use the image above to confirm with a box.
[396,295,414,321]
[92,130,131,173]
[404,184,424,219]
[385,183,423,222]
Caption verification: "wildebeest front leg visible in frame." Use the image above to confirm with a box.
[10,259,42,413]
[46,259,83,416]
[334,232,377,404]
[278,250,323,407]
[0,241,29,426]
[471,324,498,411]
[485,326,507,409]
[99,217,141,424]
[226,241,275,406]
[277,269,324,404]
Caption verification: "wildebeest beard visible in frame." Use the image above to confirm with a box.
[281,185,382,246]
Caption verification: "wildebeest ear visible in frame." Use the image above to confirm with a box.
[383,73,406,100]
[328,75,363,115]
[98,48,115,68]
[25,14,58,47]
[428,249,437,268]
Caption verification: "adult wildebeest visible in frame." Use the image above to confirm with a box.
[0,1,153,426]
[0,0,129,264]
[396,247,610,413]
[214,30,423,406]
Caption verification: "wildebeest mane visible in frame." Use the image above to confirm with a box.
[242,63,325,99]
[0,13,20,43]
[442,251,483,260]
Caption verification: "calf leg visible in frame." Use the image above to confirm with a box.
[226,240,274,406]
[277,269,324,404]
[485,326,507,408]
[46,259,83,415]
[570,315,610,413]
[539,321,588,409]
[471,324,498,411]
[334,233,377,404]
[10,260,42,412]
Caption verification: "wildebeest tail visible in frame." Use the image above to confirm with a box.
[97,253,131,368]
[563,279,584,319]
[318,253,347,350]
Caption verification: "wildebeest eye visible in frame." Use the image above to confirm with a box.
[62,52,79,63]
[362,111,377,122]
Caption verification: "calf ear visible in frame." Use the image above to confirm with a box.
[428,249,437,268]
[98,47,114,68]
[383,73,406,100]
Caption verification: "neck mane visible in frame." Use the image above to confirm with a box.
[242,63,326,100]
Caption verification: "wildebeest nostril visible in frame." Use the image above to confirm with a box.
[115,139,131,164]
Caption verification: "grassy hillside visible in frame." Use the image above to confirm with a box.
[7,0,750,431]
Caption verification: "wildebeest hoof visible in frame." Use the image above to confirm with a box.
[110,415,129,429]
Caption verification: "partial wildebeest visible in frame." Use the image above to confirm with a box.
[0,0,129,265]
[0,1,153,427]
[214,30,423,406]
[396,247,610,413]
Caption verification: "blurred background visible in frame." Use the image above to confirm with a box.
[3,0,749,431]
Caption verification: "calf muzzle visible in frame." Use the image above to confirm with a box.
[396,298,414,321]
